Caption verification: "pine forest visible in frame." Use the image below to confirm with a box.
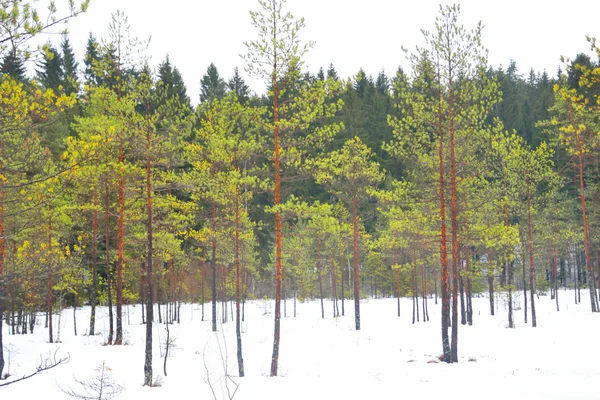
[1,1,600,398]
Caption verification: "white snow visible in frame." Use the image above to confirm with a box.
[2,290,599,399]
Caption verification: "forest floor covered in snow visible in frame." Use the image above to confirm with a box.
[1,290,599,399]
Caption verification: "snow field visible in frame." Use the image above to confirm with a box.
[2,289,599,399]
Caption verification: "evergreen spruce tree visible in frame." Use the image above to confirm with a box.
[199,62,226,103]
[84,33,100,86]
[157,55,191,109]
[61,35,80,95]
[1,50,28,81]
[36,44,64,91]
[227,67,250,104]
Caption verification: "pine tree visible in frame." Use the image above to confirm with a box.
[244,0,343,376]
[309,137,383,330]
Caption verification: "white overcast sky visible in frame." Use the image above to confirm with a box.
[43,0,600,103]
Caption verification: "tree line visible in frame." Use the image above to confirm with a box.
[1,0,600,385]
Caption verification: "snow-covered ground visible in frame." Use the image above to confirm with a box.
[2,290,599,399]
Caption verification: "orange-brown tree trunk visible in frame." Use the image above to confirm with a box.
[438,82,451,362]
[448,84,459,363]
[270,30,283,376]
[576,134,598,312]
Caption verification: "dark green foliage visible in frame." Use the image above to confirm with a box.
[84,33,100,86]
[61,35,79,95]
[492,60,555,148]
[157,55,192,108]
[36,44,64,91]
[1,50,27,81]
[199,62,226,104]
[326,63,339,81]
[227,67,250,105]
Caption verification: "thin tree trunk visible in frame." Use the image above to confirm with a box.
[572,123,599,311]
[140,262,145,325]
[526,189,537,327]
[436,67,451,362]
[553,220,560,312]
[105,186,114,345]
[352,194,361,330]
[522,244,528,323]
[459,274,466,325]
[341,253,345,316]
[115,142,124,345]
[144,110,154,387]
[0,140,5,376]
[395,253,400,317]
[465,246,473,325]
[331,252,338,318]
[212,203,217,332]
[422,265,429,322]
[157,271,162,324]
[448,80,459,363]
[488,273,494,316]
[47,209,53,344]
[201,262,205,322]
[317,243,324,319]
[89,206,98,336]
[270,33,283,376]
[506,203,514,328]
[434,270,438,305]
[234,183,244,377]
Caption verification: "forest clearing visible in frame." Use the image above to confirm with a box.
[2,0,600,397]
[2,292,598,400]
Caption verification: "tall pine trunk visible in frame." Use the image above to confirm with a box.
[89,206,98,336]
[0,138,5,377]
[47,209,53,343]
[211,203,218,332]
[437,80,451,362]
[352,193,360,330]
[143,108,154,386]
[505,204,514,328]
[269,25,284,374]
[105,185,114,344]
[575,132,598,312]
[526,188,537,327]
[115,143,124,345]
[235,180,244,377]
[448,82,459,363]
